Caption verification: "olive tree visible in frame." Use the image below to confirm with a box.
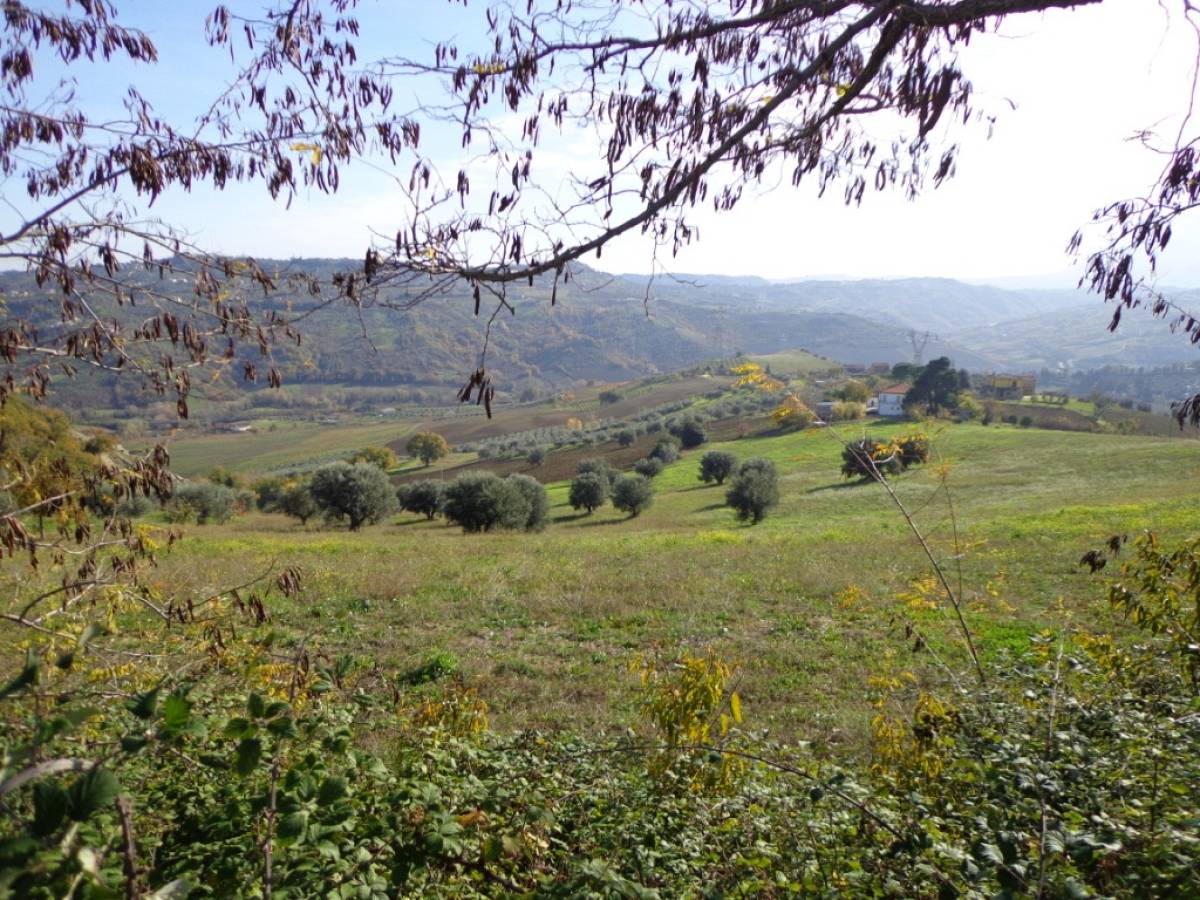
[612,474,654,518]
[279,481,320,525]
[442,472,531,533]
[398,480,446,520]
[569,472,610,514]
[698,450,738,486]
[309,462,399,530]
[725,458,779,524]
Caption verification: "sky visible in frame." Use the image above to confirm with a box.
[5,0,1199,288]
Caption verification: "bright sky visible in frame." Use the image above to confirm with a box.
[8,0,1199,287]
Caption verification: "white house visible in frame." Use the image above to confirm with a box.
[877,384,910,417]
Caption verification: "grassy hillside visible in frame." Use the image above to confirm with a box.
[147,422,1199,749]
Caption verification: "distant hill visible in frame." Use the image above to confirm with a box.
[2,260,1196,424]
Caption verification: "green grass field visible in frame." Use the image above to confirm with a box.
[145,421,1200,754]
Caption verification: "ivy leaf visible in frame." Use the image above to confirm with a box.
[235,737,263,776]
[0,649,38,701]
[161,694,191,731]
[126,688,160,721]
[67,768,120,821]
[247,692,267,719]
[317,777,349,805]
[277,811,308,846]
[31,781,67,837]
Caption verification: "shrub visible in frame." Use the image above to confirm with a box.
[208,465,243,489]
[398,480,445,520]
[349,445,398,470]
[252,475,288,511]
[507,474,550,532]
[406,431,450,466]
[840,437,904,480]
[1019,415,1033,428]
[896,433,931,467]
[569,471,610,513]
[309,461,399,530]
[598,389,622,404]
[616,428,637,447]
[724,458,778,523]
[278,481,319,524]
[830,400,866,421]
[164,482,238,524]
[633,457,664,478]
[698,450,738,485]
[442,472,531,533]
[650,436,680,463]
[527,446,547,466]
[612,473,654,517]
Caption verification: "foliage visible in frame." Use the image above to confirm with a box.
[698,450,738,485]
[896,433,931,467]
[611,474,654,518]
[633,457,664,478]
[1106,531,1200,689]
[724,457,779,524]
[830,400,867,421]
[616,428,637,447]
[904,356,960,413]
[349,445,398,471]
[398,480,446,520]
[649,437,680,464]
[279,481,320,525]
[208,465,245,489]
[671,417,708,450]
[309,462,398,530]
[568,472,610,514]
[441,472,531,533]
[831,380,871,403]
[526,445,546,466]
[164,482,238,525]
[840,437,905,481]
[506,474,550,532]
[576,457,618,487]
[252,475,289,512]
[406,432,450,466]
[772,394,817,429]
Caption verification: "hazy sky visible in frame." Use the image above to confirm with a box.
[8,0,1199,287]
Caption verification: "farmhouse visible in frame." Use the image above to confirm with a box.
[877,384,910,417]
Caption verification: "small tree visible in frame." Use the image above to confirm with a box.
[350,445,398,470]
[407,432,451,466]
[165,483,238,525]
[634,457,664,478]
[725,458,779,524]
[442,472,531,533]
[616,428,637,448]
[841,438,904,481]
[612,474,654,518]
[569,472,611,514]
[398,480,445,520]
[674,418,708,449]
[698,450,738,485]
[904,356,960,414]
[832,380,871,403]
[252,475,289,512]
[578,457,618,487]
[208,465,244,489]
[527,446,547,466]
[896,434,931,468]
[279,481,319,525]
[309,462,399,530]
[650,436,680,464]
[830,401,867,421]
[507,474,550,532]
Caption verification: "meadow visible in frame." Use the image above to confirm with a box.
[148,420,1200,751]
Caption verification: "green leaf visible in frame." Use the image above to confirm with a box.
[161,693,191,730]
[317,777,349,805]
[0,649,38,701]
[67,768,120,821]
[266,716,297,739]
[264,701,290,719]
[126,688,160,721]
[54,651,74,671]
[31,781,67,837]
[277,810,308,847]
[247,692,267,719]
[235,737,262,776]
[121,735,149,754]
[222,717,254,740]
